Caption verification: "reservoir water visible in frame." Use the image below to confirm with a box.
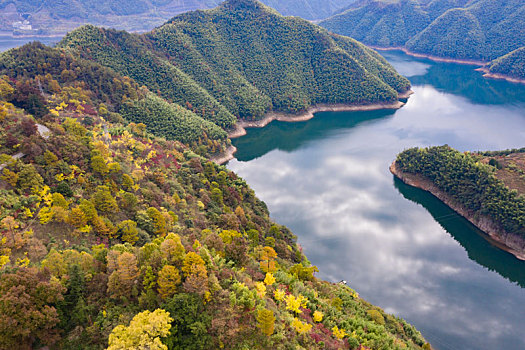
[0,35,59,52]
[228,51,525,350]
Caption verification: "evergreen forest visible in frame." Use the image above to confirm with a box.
[320,0,525,79]
[395,146,525,238]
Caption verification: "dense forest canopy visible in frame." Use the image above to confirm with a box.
[396,146,525,238]
[320,0,525,64]
[0,4,428,349]
[56,0,410,132]
[0,42,231,157]
[487,47,525,80]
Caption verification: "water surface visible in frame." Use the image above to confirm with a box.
[0,35,59,52]
[228,51,525,350]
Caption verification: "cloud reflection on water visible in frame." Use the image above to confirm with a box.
[228,73,525,349]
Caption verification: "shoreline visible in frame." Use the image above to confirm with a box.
[212,98,410,165]
[390,161,525,261]
[371,46,487,66]
[475,67,525,85]
[374,46,525,85]
[210,145,237,165]
[227,100,406,140]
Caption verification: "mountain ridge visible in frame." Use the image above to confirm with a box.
[55,0,410,140]
[320,0,525,71]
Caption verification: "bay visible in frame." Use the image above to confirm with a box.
[228,50,525,350]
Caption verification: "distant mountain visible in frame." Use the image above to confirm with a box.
[0,0,356,35]
[56,0,410,133]
[320,0,525,62]
[261,0,356,20]
[0,0,223,33]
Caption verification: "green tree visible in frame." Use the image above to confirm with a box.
[117,220,139,245]
[162,294,212,350]
[93,185,119,214]
[17,163,43,192]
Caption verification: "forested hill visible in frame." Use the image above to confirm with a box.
[0,5,428,350]
[0,0,355,34]
[486,47,525,81]
[0,58,429,349]
[57,0,410,131]
[320,0,525,63]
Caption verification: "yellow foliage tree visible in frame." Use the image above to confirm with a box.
[258,246,277,273]
[313,310,323,323]
[0,255,10,268]
[117,220,139,245]
[107,252,140,299]
[292,318,312,335]
[157,265,181,300]
[285,294,303,314]
[255,281,266,298]
[107,309,173,350]
[160,234,185,264]
[68,207,87,229]
[256,309,275,336]
[1,168,18,187]
[182,263,208,296]
[273,289,286,302]
[332,325,347,340]
[264,272,276,286]
[181,252,206,278]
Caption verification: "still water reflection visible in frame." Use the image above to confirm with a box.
[228,51,525,350]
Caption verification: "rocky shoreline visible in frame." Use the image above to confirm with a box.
[371,46,486,66]
[475,67,525,85]
[210,145,238,165]
[390,161,525,261]
[373,46,525,85]
[227,100,407,139]
[211,98,410,165]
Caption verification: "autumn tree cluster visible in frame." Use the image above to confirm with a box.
[0,4,429,349]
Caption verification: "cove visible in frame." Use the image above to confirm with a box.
[227,50,525,350]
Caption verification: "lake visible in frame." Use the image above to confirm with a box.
[228,50,525,350]
[0,35,59,52]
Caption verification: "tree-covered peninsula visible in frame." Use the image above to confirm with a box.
[320,0,525,72]
[392,146,525,260]
[485,47,525,81]
[0,1,431,349]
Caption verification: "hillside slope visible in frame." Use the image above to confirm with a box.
[321,0,525,62]
[57,0,410,131]
[0,18,428,350]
